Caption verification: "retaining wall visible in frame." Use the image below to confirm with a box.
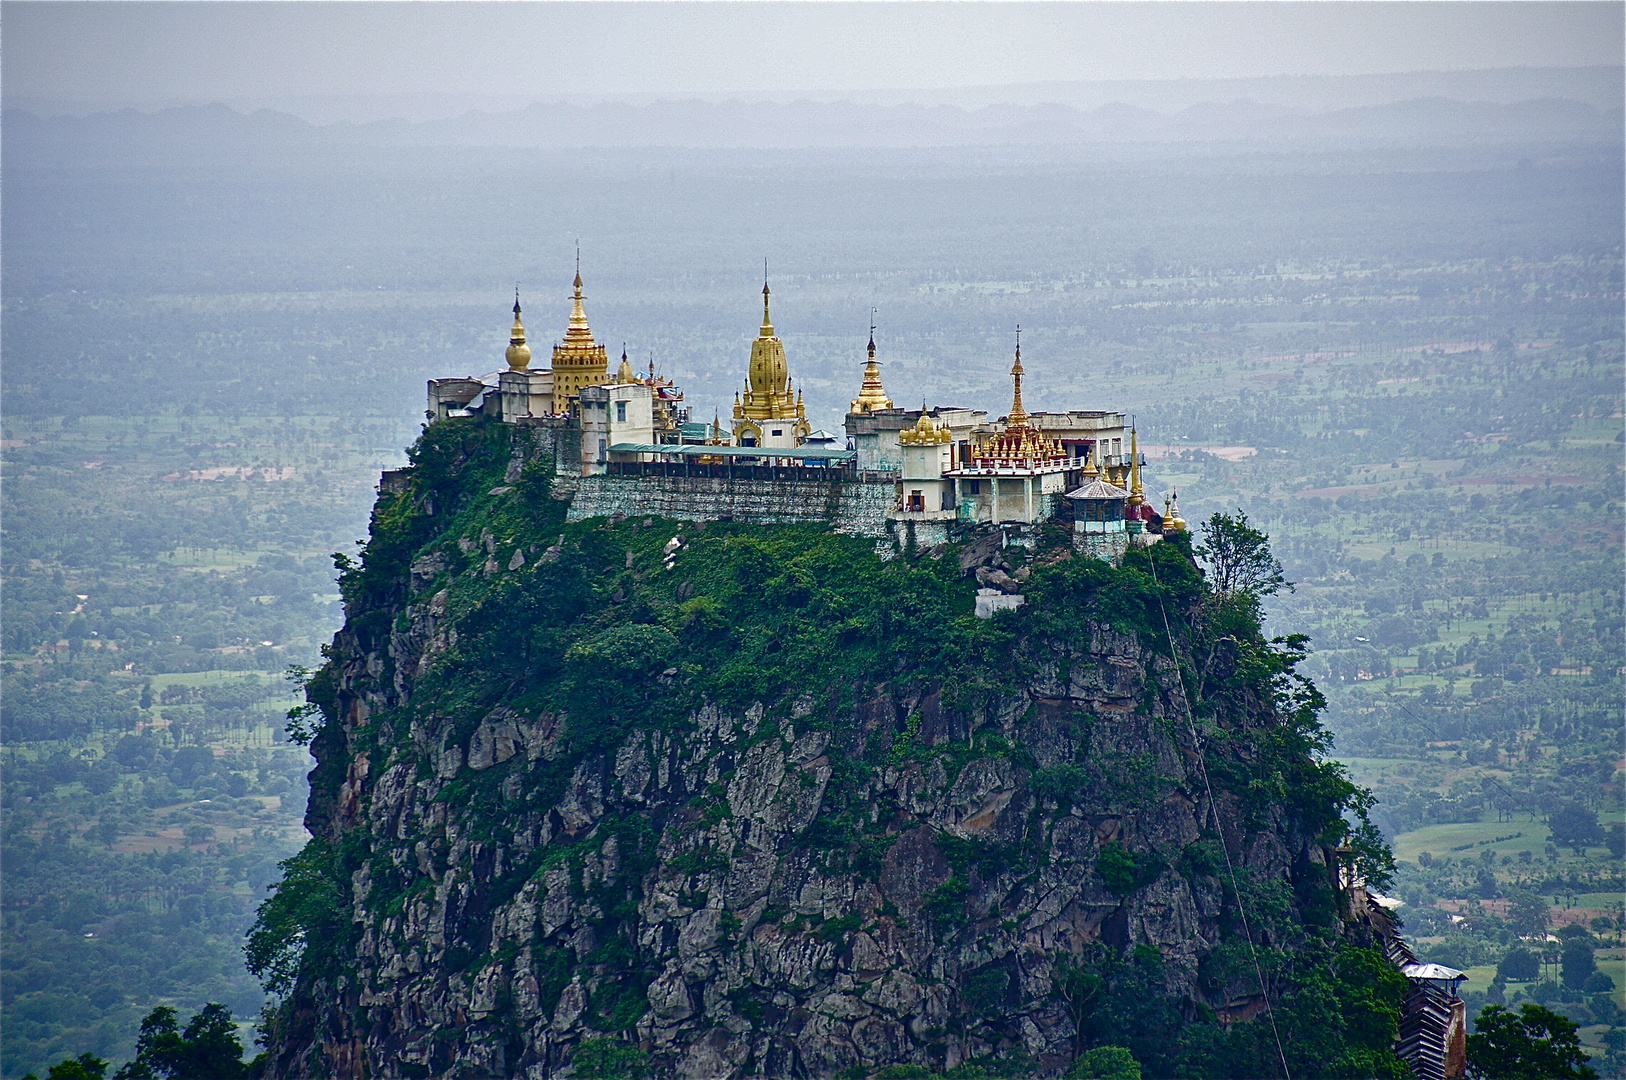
[561,474,895,537]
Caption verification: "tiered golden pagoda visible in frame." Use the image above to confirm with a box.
[550,266,610,401]
[850,323,895,414]
[732,279,810,449]
[972,333,1067,469]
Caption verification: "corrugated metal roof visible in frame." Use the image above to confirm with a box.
[1402,963,1466,981]
[1065,479,1130,500]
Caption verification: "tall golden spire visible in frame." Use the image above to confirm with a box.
[737,269,800,425]
[977,324,1065,467]
[850,312,895,414]
[567,268,590,337]
[757,259,773,333]
[505,290,532,371]
[1127,423,1145,507]
[1007,326,1030,429]
[550,254,609,399]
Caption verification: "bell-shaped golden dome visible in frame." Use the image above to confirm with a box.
[505,294,532,371]
[850,324,894,414]
[899,410,951,446]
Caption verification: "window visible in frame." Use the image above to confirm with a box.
[906,490,925,512]
[771,429,783,437]
[969,480,982,494]
[615,401,627,423]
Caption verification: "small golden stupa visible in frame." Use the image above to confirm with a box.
[850,319,894,414]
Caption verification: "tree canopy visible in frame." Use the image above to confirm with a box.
[110,1004,254,1080]
[1466,1003,1598,1080]
[1195,511,1290,597]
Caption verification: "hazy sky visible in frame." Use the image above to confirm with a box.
[6,1,1622,107]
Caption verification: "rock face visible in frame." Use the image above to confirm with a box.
[264,423,1362,1079]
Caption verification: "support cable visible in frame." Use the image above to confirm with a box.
[1147,553,1294,1080]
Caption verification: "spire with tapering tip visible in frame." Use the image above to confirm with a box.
[1128,422,1144,507]
[1008,325,1030,428]
[505,289,532,371]
[850,309,894,414]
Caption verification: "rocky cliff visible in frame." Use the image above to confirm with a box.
[256,419,1409,1079]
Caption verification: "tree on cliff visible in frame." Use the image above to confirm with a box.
[247,425,1408,1079]
[110,1004,256,1080]
[1196,511,1290,597]
[1466,1003,1597,1080]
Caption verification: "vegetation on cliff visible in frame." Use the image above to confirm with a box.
[251,418,1408,1078]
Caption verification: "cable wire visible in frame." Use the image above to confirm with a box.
[1147,552,1294,1080]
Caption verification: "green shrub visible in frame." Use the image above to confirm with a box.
[1096,842,1139,896]
[1065,1046,1142,1080]
[571,1037,649,1080]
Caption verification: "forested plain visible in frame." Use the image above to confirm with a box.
[2,112,1621,1076]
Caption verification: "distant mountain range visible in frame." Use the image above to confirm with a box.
[6,76,1621,157]
[11,65,1622,123]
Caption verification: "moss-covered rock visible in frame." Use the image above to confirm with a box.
[256,418,1406,1079]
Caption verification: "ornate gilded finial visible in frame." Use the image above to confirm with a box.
[616,344,635,384]
[566,261,590,335]
[761,264,773,334]
[850,313,894,414]
[1168,490,1186,532]
[1008,325,1029,427]
[505,291,532,371]
[1128,422,1145,506]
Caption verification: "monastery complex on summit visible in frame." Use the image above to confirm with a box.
[424,267,1187,556]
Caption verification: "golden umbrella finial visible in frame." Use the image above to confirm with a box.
[1008,325,1029,427]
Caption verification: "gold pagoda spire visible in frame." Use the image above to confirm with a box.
[566,269,590,337]
[1127,423,1145,507]
[977,326,1066,466]
[505,290,532,371]
[550,254,609,400]
[616,344,636,384]
[737,270,802,426]
[850,313,894,414]
[1163,490,1187,532]
[1007,326,1030,429]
